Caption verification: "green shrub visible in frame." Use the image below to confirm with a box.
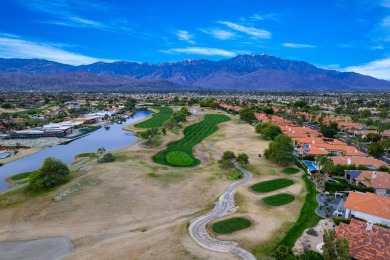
[324,181,374,193]
[98,153,115,163]
[29,157,70,191]
[306,228,319,237]
[333,217,351,225]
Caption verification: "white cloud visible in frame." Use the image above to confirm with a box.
[283,43,316,48]
[344,57,390,80]
[382,0,390,8]
[175,30,195,44]
[382,16,390,27]
[250,13,278,21]
[218,21,271,39]
[0,36,114,65]
[161,47,237,57]
[200,28,235,40]
[18,0,132,34]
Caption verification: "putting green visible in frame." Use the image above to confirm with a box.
[251,178,294,193]
[212,217,251,234]
[263,193,295,206]
[282,168,300,174]
[153,114,230,167]
[166,151,194,166]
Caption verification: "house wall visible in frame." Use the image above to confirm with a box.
[347,210,390,226]
[375,188,390,196]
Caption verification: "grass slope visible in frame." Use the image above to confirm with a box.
[153,114,230,167]
[263,193,295,206]
[251,179,294,193]
[212,217,251,234]
[253,162,321,257]
[134,107,173,128]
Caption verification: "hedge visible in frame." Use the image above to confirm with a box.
[324,181,374,193]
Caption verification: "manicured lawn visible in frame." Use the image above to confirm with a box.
[282,168,300,174]
[11,171,35,181]
[253,161,321,258]
[212,217,251,234]
[251,179,294,193]
[153,114,230,167]
[166,151,194,166]
[263,193,295,206]
[134,107,173,128]
[75,153,95,158]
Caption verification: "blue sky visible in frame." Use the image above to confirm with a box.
[1,0,390,79]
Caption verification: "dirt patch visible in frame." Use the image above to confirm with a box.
[293,219,335,255]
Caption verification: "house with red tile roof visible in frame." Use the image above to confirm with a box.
[344,192,390,226]
[336,218,390,260]
[331,156,388,170]
[344,170,390,196]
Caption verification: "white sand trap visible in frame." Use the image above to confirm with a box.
[0,236,74,260]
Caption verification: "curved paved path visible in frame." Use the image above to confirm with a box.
[189,143,256,260]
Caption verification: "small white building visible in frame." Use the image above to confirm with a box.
[344,192,390,226]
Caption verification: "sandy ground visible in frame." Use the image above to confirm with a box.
[0,148,41,164]
[208,121,306,251]
[293,219,335,254]
[0,108,305,259]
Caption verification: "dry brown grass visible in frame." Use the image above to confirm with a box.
[0,107,305,259]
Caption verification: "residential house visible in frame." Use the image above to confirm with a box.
[344,192,390,226]
[344,170,390,196]
[331,156,388,170]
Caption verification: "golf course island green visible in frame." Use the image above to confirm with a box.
[262,193,295,206]
[134,107,173,128]
[212,217,252,234]
[153,114,230,167]
[251,178,294,193]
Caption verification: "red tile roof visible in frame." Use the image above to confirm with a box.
[344,192,390,219]
[331,156,388,169]
[354,171,390,190]
[336,218,390,260]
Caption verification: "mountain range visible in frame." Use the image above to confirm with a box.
[0,54,389,92]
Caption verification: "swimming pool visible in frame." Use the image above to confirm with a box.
[0,152,11,159]
[302,160,319,172]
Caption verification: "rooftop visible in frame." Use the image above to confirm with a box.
[336,218,390,260]
[344,192,390,220]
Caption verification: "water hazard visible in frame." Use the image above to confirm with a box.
[0,110,152,189]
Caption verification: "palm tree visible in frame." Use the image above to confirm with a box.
[317,155,334,180]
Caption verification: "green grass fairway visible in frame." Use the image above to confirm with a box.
[251,179,294,193]
[263,193,295,206]
[282,168,300,174]
[166,151,194,166]
[134,107,173,128]
[153,114,230,167]
[212,217,251,234]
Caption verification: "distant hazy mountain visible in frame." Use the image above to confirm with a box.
[0,54,389,92]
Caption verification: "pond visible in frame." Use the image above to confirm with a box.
[0,110,152,189]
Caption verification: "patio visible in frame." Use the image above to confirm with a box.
[316,193,346,218]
